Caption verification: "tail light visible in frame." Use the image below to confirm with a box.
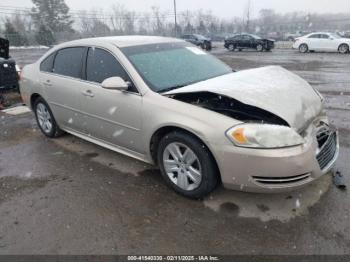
[16,65,22,81]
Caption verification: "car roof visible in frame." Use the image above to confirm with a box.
[56,35,183,48]
[307,32,332,35]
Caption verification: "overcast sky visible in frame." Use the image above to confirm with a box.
[2,0,350,18]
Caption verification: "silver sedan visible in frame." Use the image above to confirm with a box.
[20,36,339,198]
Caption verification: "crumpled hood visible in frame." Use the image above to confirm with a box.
[166,66,323,131]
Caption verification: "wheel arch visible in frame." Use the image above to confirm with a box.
[299,42,308,48]
[30,93,42,110]
[149,125,220,179]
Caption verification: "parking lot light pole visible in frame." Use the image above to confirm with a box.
[174,0,178,38]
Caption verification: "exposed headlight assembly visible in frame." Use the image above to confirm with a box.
[226,124,305,148]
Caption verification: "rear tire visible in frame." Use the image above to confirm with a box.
[338,44,349,54]
[299,44,308,53]
[157,131,219,199]
[34,97,64,138]
[228,44,235,51]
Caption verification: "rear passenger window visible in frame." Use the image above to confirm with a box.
[86,48,128,84]
[308,34,320,39]
[40,53,55,72]
[53,47,85,78]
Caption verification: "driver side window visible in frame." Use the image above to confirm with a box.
[85,47,137,93]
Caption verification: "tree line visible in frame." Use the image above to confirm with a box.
[1,0,350,46]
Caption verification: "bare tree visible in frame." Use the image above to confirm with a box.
[151,6,165,35]
[123,11,136,34]
[79,10,111,37]
[111,4,127,34]
[137,13,151,35]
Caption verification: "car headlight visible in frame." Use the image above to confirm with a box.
[226,124,305,148]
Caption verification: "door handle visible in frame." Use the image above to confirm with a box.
[82,90,95,98]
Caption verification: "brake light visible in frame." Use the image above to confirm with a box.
[16,65,22,81]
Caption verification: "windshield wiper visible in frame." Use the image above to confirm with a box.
[159,85,186,94]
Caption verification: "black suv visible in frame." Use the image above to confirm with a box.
[0,37,19,92]
[224,34,275,52]
[181,34,212,51]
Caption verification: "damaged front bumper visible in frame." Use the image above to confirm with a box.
[211,119,339,193]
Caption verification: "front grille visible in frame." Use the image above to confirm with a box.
[252,173,311,185]
[316,131,337,170]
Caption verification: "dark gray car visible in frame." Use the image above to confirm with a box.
[181,34,212,51]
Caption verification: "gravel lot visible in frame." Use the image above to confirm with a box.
[0,45,349,255]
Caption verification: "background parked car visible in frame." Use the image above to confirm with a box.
[181,34,212,51]
[284,31,310,41]
[0,37,19,93]
[339,31,350,38]
[293,32,350,53]
[265,31,283,41]
[224,33,275,52]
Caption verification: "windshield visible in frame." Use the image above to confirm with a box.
[330,33,342,39]
[121,42,232,92]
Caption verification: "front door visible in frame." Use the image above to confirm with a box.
[79,47,143,154]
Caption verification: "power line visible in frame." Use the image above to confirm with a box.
[0,10,180,21]
[0,5,178,19]
[1,5,350,25]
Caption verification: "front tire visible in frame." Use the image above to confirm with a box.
[338,44,349,54]
[299,44,309,53]
[34,97,63,138]
[256,44,264,52]
[157,131,219,199]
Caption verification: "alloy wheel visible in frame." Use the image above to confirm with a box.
[163,142,202,191]
[339,44,349,54]
[36,102,53,134]
[299,44,308,53]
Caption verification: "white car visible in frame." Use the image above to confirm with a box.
[293,32,350,54]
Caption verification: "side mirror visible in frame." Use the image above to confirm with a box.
[101,77,129,91]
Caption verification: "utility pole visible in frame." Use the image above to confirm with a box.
[174,0,178,37]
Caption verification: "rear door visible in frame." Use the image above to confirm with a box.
[79,47,143,153]
[234,35,243,47]
[188,35,198,45]
[40,47,86,132]
[241,35,252,48]
[306,34,321,50]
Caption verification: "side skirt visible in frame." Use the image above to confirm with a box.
[61,127,153,164]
